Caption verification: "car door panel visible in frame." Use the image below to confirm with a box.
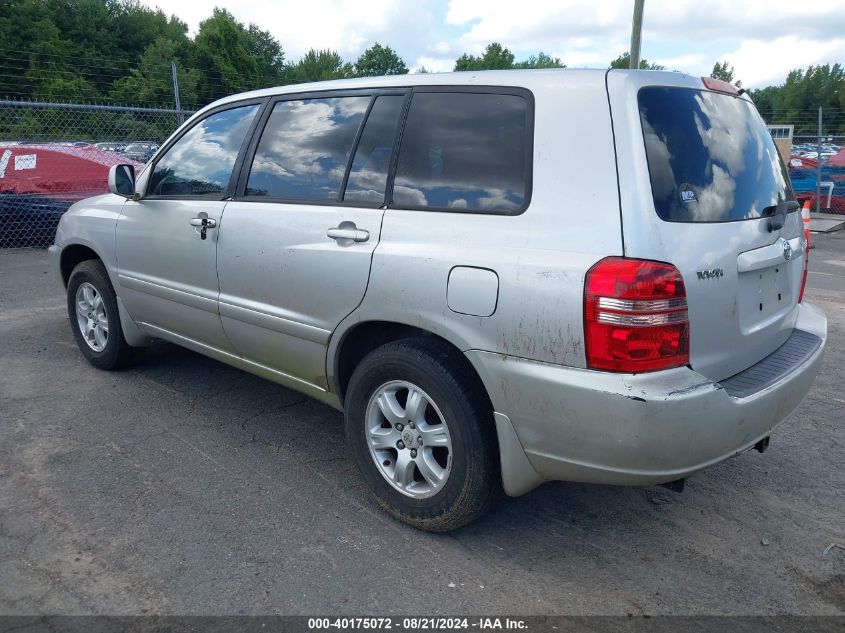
[215,92,404,385]
[117,199,230,350]
[217,203,383,386]
[114,101,263,352]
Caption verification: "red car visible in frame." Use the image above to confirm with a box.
[0,143,142,247]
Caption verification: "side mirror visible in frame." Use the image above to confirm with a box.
[108,164,136,198]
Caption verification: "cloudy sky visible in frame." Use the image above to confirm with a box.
[141,0,845,88]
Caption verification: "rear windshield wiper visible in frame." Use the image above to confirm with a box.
[763,200,799,232]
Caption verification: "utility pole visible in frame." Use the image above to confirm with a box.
[816,106,822,213]
[171,62,183,125]
[629,0,645,69]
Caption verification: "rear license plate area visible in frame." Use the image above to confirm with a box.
[738,265,791,330]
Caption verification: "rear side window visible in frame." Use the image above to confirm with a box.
[639,87,793,223]
[392,92,530,213]
[246,96,370,201]
[147,104,259,197]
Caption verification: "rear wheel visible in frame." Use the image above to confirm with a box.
[345,338,501,531]
[66,259,134,369]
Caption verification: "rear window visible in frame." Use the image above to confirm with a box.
[391,91,530,214]
[638,87,793,223]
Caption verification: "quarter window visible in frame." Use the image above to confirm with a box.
[246,96,370,201]
[343,95,404,205]
[392,92,529,213]
[147,104,259,197]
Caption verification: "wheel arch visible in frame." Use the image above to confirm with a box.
[330,318,545,498]
[60,242,150,348]
[59,243,103,287]
[331,320,492,412]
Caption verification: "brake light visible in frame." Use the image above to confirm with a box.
[584,257,690,372]
[702,76,741,95]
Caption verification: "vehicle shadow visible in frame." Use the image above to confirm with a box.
[131,339,704,543]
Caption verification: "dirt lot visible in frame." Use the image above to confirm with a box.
[1,233,843,616]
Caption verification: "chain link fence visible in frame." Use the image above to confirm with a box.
[1,97,843,250]
[0,100,191,248]
[767,108,845,215]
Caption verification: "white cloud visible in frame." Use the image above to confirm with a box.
[644,0,845,41]
[447,0,626,53]
[722,36,845,88]
[432,41,452,55]
[413,56,455,73]
[141,0,845,88]
[446,0,845,47]
[654,53,706,70]
[145,0,433,62]
[445,0,845,84]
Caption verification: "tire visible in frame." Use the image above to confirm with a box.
[345,337,502,531]
[66,259,134,370]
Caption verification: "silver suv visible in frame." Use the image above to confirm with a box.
[50,69,827,531]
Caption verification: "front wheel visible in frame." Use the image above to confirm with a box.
[345,338,501,531]
[66,259,134,370]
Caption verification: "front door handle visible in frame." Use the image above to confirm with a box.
[189,213,217,240]
[327,223,369,243]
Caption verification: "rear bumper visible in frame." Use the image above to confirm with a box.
[468,302,827,495]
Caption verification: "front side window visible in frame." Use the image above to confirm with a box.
[246,96,370,201]
[147,104,259,197]
[392,92,530,213]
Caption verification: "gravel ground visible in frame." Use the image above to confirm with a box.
[0,233,843,616]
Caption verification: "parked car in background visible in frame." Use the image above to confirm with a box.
[789,167,818,192]
[120,141,158,163]
[788,152,845,213]
[95,142,129,154]
[49,70,827,531]
[0,143,142,247]
[0,193,71,247]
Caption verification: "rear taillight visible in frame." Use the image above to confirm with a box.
[799,237,809,303]
[584,257,690,373]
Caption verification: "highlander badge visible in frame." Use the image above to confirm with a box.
[696,268,724,280]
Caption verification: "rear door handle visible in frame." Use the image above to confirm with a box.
[189,216,217,228]
[189,213,217,240]
[327,225,369,243]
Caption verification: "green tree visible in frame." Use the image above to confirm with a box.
[749,84,779,121]
[108,1,189,63]
[0,0,189,101]
[515,52,565,69]
[288,49,353,83]
[110,38,200,108]
[609,52,665,70]
[711,61,741,87]
[0,0,66,58]
[30,74,99,102]
[43,0,118,60]
[454,43,515,71]
[354,43,408,77]
[191,8,285,102]
[748,63,845,133]
[245,24,287,86]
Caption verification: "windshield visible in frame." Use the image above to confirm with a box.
[638,87,793,223]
